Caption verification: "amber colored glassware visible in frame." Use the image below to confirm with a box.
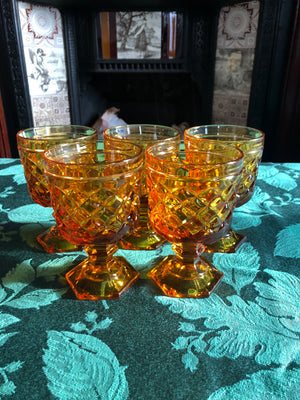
[17,125,97,253]
[103,124,180,250]
[185,125,265,253]
[145,141,244,298]
[42,140,143,300]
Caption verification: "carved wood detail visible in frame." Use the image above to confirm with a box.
[0,90,11,158]
[275,0,300,162]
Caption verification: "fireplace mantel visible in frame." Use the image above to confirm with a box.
[30,0,219,12]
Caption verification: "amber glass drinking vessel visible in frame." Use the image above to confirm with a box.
[185,125,264,253]
[145,141,244,298]
[17,125,97,252]
[43,140,143,300]
[104,124,180,250]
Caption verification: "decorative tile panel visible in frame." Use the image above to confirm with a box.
[18,1,70,126]
[212,1,260,125]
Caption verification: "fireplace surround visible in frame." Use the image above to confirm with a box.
[0,0,298,161]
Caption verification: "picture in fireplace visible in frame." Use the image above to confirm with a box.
[99,11,178,60]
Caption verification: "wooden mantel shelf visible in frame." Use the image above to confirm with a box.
[30,0,219,12]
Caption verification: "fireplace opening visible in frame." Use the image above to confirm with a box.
[80,72,205,131]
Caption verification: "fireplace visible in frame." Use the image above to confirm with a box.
[0,0,298,161]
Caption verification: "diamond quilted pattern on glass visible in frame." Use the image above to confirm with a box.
[176,167,190,177]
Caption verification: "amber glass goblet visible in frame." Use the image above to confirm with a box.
[145,141,244,298]
[43,140,143,299]
[185,125,264,253]
[17,125,97,253]
[104,124,180,250]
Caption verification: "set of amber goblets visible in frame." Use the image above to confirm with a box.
[17,124,264,300]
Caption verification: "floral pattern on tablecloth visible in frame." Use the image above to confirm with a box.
[0,160,299,399]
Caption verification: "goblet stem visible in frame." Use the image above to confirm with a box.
[148,242,224,298]
[171,242,208,277]
[138,195,149,229]
[65,243,140,300]
[119,195,165,250]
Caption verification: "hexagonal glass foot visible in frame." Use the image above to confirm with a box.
[204,229,247,253]
[148,255,223,298]
[37,225,82,253]
[118,226,165,250]
[66,256,140,300]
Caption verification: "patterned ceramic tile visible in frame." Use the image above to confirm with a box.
[212,1,260,125]
[18,1,70,126]
[212,92,249,125]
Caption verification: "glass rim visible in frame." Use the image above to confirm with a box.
[43,140,143,172]
[185,124,265,142]
[17,125,97,140]
[146,140,244,171]
[104,124,180,141]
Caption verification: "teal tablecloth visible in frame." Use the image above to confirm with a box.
[0,159,299,399]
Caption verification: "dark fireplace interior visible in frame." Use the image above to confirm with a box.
[80,72,203,128]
